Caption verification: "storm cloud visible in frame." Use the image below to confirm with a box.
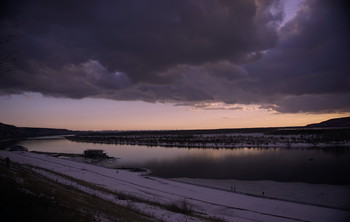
[0,0,349,113]
[245,0,350,112]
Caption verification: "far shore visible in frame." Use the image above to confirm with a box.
[66,128,350,149]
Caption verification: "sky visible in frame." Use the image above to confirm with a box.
[0,0,349,130]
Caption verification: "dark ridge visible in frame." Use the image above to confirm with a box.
[306,117,350,128]
[0,122,74,142]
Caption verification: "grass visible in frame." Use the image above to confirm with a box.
[166,199,193,215]
[0,158,227,222]
[38,167,226,221]
[0,161,156,222]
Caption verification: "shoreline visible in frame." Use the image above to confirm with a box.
[25,150,350,211]
[66,138,350,149]
[66,130,350,149]
[1,150,350,222]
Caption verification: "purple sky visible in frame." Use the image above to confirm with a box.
[0,0,349,130]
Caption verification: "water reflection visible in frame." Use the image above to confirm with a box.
[18,138,350,185]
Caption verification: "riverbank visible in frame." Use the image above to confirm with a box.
[36,150,350,210]
[0,157,153,222]
[66,128,350,149]
[1,150,349,222]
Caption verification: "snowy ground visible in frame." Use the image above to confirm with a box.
[1,150,350,222]
[172,178,350,211]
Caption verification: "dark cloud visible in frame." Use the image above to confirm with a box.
[243,0,350,112]
[0,60,131,98]
[0,0,349,113]
[1,0,279,78]
[271,93,350,113]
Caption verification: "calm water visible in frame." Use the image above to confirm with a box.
[18,137,350,185]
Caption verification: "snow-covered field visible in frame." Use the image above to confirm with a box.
[172,178,350,210]
[1,150,349,222]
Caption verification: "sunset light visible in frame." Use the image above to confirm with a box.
[1,0,349,130]
[1,1,350,221]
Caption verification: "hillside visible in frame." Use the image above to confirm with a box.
[1,150,349,222]
[306,117,350,128]
[0,122,74,140]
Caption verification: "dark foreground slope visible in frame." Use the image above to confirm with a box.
[0,159,155,222]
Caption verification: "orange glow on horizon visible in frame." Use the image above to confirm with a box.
[0,93,349,131]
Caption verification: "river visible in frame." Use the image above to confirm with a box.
[18,136,350,185]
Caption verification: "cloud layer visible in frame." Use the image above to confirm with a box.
[1,0,349,113]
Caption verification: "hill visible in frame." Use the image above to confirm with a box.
[306,117,350,128]
[0,122,74,141]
